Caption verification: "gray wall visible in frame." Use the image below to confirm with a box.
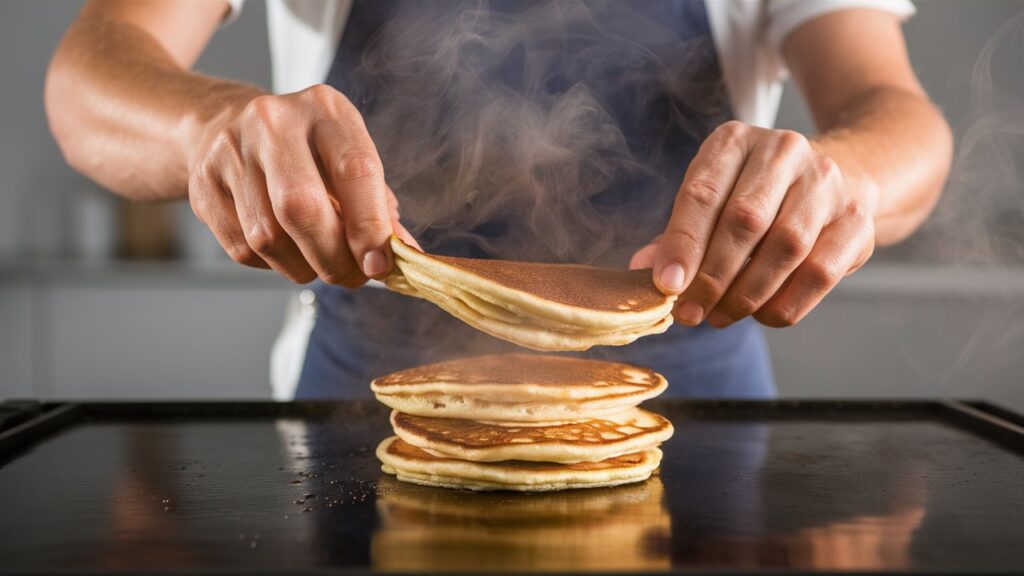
[1,1,1023,410]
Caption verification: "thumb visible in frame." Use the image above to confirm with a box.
[652,230,695,296]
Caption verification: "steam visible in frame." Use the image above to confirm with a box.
[348,0,727,265]
[892,11,1024,265]
[880,11,1024,396]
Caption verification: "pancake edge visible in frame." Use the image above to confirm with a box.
[390,409,675,463]
[376,436,663,492]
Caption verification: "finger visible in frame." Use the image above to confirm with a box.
[630,240,660,270]
[201,117,314,283]
[754,203,874,328]
[233,168,318,284]
[259,131,368,289]
[189,172,269,270]
[386,185,423,251]
[678,131,810,326]
[653,121,751,296]
[709,156,842,328]
[312,97,394,279]
[393,219,422,251]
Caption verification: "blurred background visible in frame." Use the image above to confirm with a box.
[1,1,1022,408]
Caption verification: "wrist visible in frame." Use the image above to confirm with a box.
[810,137,881,217]
[179,80,265,174]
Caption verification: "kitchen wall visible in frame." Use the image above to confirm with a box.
[1,1,1022,410]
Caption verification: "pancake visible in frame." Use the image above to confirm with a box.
[385,236,676,351]
[390,407,674,463]
[370,354,668,422]
[376,436,662,492]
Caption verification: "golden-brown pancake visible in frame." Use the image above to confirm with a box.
[376,436,662,492]
[370,354,668,422]
[390,407,674,463]
[385,236,676,351]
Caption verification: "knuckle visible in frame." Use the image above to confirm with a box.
[334,150,382,183]
[275,188,321,231]
[813,154,842,185]
[723,200,770,238]
[755,307,797,328]
[225,242,261,267]
[244,94,288,128]
[733,293,761,316]
[725,292,760,317]
[209,130,243,163]
[846,200,871,224]
[247,222,281,254]
[775,129,808,152]
[771,223,813,259]
[803,258,842,289]
[715,120,747,141]
[680,179,721,210]
[304,83,335,102]
[693,267,727,296]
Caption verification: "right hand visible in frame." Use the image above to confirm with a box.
[187,84,418,287]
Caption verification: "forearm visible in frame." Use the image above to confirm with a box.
[810,87,952,247]
[45,13,264,200]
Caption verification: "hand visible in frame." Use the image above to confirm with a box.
[631,121,876,328]
[187,84,418,287]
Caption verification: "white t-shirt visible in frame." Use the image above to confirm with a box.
[223,0,916,400]
[227,0,914,127]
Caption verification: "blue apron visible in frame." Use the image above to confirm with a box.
[297,0,775,399]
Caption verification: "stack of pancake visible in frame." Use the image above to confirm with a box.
[372,354,673,491]
[385,236,677,351]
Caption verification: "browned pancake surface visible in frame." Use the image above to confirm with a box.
[430,254,666,313]
[373,354,662,389]
[394,411,670,448]
[386,438,647,472]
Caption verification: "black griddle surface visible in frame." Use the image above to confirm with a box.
[1,400,1023,574]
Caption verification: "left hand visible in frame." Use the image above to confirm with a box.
[630,120,876,328]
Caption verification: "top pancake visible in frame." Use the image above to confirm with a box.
[431,254,666,314]
[385,236,677,351]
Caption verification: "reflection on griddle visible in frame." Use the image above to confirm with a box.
[667,421,930,570]
[371,476,671,571]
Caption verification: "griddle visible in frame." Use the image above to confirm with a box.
[1,399,1023,574]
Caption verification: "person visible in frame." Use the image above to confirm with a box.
[45,0,951,400]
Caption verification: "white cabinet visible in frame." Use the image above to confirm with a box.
[48,285,290,399]
[0,264,293,401]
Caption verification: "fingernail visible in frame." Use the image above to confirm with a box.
[362,250,388,277]
[706,309,733,328]
[676,300,704,325]
[659,263,685,293]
